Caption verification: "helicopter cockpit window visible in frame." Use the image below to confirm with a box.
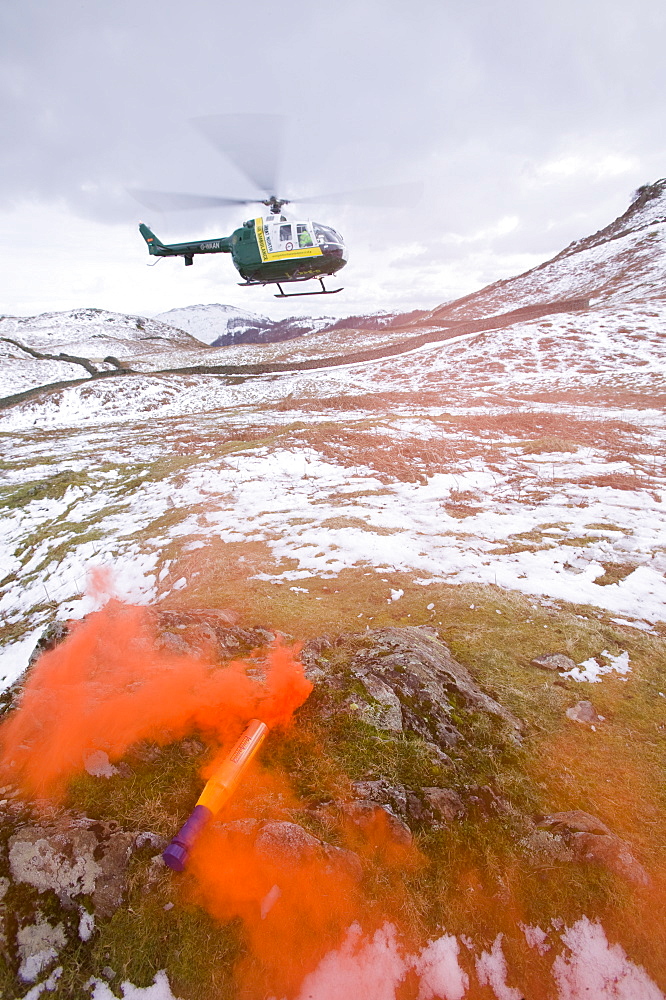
[279,224,293,244]
[297,224,313,248]
[313,224,343,247]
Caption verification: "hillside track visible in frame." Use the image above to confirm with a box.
[0,297,589,410]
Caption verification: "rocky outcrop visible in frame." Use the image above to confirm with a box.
[8,815,164,917]
[3,611,278,718]
[151,609,274,663]
[2,612,650,994]
[297,626,522,842]
[301,625,522,751]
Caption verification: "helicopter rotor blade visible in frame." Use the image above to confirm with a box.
[191,113,286,196]
[128,189,259,212]
[292,181,423,207]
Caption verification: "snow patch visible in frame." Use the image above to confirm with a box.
[552,917,664,1000]
[88,970,183,1000]
[563,649,631,683]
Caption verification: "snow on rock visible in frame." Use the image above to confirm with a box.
[84,751,119,778]
[78,910,95,942]
[290,918,664,1000]
[475,934,524,1000]
[413,934,469,999]
[563,650,631,683]
[16,919,67,983]
[520,924,551,955]
[0,630,42,689]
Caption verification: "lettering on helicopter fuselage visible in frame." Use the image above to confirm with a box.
[200,241,220,250]
[255,219,269,261]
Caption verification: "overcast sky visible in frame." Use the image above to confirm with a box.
[1,0,664,320]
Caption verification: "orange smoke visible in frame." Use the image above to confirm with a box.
[188,820,363,997]
[0,600,312,799]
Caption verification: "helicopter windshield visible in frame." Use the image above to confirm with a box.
[313,224,344,247]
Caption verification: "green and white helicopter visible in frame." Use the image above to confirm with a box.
[133,114,413,298]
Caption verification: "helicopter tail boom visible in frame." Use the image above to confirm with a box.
[139,223,232,266]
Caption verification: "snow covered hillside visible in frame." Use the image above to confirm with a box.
[0,308,206,396]
[2,295,664,643]
[0,307,198,355]
[431,177,666,320]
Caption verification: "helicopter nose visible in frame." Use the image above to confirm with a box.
[322,244,346,262]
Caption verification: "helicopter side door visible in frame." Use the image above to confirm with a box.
[261,221,295,254]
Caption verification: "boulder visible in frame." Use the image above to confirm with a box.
[566,700,605,726]
[9,824,101,902]
[569,832,650,886]
[351,779,408,818]
[536,810,649,886]
[254,820,326,867]
[531,653,577,672]
[92,832,137,917]
[216,818,363,884]
[536,810,611,836]
[421,787,466,824]
[340,801,413,847]
[349,779,465,828]
[351,672,403,732]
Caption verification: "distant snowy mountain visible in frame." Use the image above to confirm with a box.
[322,309,428,333]
[430,178,666,320]
[154,303,334,347]
[153,303,271,345]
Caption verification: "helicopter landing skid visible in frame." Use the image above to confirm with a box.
[273,278,343,298]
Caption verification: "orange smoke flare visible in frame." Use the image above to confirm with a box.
[163,718,268,870]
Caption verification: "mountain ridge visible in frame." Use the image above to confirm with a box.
[428,176,666,321]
